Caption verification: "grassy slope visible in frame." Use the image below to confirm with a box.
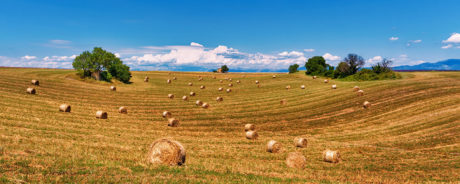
[0,68,459,183]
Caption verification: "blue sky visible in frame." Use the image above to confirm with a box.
[0,0,459,71]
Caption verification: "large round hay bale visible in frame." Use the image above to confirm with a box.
[323,149,340,163]
[190,91,196,96]
[168,118,179,127]
[363,101,371,108]
[26,87,36,94]
[226,88,232,93]
[201,103,209,109]
[110,86,116,91]
[257,84,261,88]
[216,97,223,102]
[294,137,307,148]
[212,76,216,79]
[219,80,223,83]
[255,80,259,84]
[162,111,172,118]
[244,124,255,132]
[357,90,364,96]
[144,77,149,82]
[236,80,240,84]
[228,78,232,82]
[272,75,276,78]
[31,79,39,86]
[218,87,223,91]
[300,85,305,89]
[280,99,287,105]
[195,100,203,106]
[331,84,337,89]
[198,78,203,81]
[266,140,282,153]
[166,79,172,84]
[188,82,193,86]
[168,94,174,99]
[312,76,317,79]
[286,152,306,169]
[96,111,108,119]
[147,138,186,166]
[200,85,205,89]
[182,96,188,101]
[118,106,128,114]
[228,83,233,87]
[245,131,258,139]
[285,85,291,90]
[59,104,71,112]
[353,86,360,92]
[173,77,177,80]
[324,79,329,83]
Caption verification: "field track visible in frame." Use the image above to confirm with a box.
[0,67,459,183]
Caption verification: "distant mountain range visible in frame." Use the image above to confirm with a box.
[392,59,460,71]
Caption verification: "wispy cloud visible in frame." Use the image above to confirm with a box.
[407,39,422,46]
[50,40,72,44]
[303,49,315,52]
[441,44,453,49]
[21,55,37,60]
[389,37,399,41]
[43,39,73,49]
[366,56,383,66]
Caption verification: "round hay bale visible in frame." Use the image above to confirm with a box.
[110,86,116,91]
[300,85,305,89]
[168,94,174,99]
[218,87,223,91]
[190,91,196,96]
[286,152,306,169]
[228,78,232,82]
[173,77,177,80]
[245,131,258,139]
[59,104,71,112]
[257,84,261,88]
[285,85,291,90]
[353,86,360,92]
[226,88,232,93]
[255,80,259,84]
[312,76,317,79]
[195,100,203,106]
[144,77,149,82]
[188,82,193,86]
[182,96,188,101]
[212,76,216,79]
[168,118,179,127]
[294,137,307,148]
[324,79,329,83]
[266,140,282,153]
[244,124,255,132]
[216,97,223,102]
[118,106,128,114]
[363,101,371,109]
[198,78,203,81]
[280,99,287,105]
[167,79,172,84]
[331,84,337,89]
[26,87,36,94]
[96,111,108,119]
[147,138,186,166]
[236,80,240,84]
[219,80,223,83]
[162,111,172,118]
[200,85,205,89]
[201,103,209,109]
[228,83,233,87]
[323,149,340,163]
[357,90,364,96]
[272,75,276,78]
[31,79,39,86]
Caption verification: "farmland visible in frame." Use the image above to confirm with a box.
[0,67,459,183]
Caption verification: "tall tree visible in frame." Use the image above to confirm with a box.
[220,65,229,73]
[288,64,299,73]
[343,54,365,75]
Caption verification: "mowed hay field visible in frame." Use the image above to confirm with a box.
[0,67,459,183]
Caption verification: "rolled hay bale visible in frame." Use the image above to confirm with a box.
[118,106,128,114]
[300,85,305,89]
[218,87,223,91]
[110,86,117,91]
[312,76,317,79]
[182,96,189,101]
[212,76,216,79]
[323,149,341,163]
[189,91,196,96]
[188,82,193,86]
[195,100,203,106]
[294,137,308,148]
[266,140,282,153]
[245,131,258,139]
[285,85,291,90]
[198,78,203,81]
[168,94,174,99]
[173,76,177,80]
[257,84,261,88]
[324,79,329,83]
[286,152,306,169]
[96,111,108,119]
[244,124,255,132]
[255,80,259,84]
[201,103,209,109]
[162,111,172,118]
[363,101,371,109]
[26,87,36,94]
[31,79,39,86]
[236,80,240,84]
[59,104,71,112]
[357,90,364,96]
[226,88,232,93]
[280,99,287,105]
[200,85,206,89]
[147,138,186,166]
[219,80,223,83]
[228,83,233,87]
[228,78,232,82]
[168,118,179,127]
[167,79,172,84]
[331,84,337,89]
[272,75,276,78]
[144,77,149,82]
[216,97,223,102]
[353,86,360,92]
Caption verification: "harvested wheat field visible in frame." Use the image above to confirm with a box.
[0,67,459,183]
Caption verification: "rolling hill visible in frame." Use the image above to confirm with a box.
[393,59,460,71]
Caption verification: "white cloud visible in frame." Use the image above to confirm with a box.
[42,55,77,62]
[443,33,460,43]
[21,55,37,60]
[50,40,71,44]
[303,49,315,52]
[322,53,340,61]
[407,40,422,46]
[190,42,203,47]
[367,56,383,65]
[115,53,121,58]
[389,37,399,41]
[0,55,73,69]
[279,51,304,57]
[441,44,453,49]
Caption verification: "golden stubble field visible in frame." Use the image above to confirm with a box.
[0,67,459,183]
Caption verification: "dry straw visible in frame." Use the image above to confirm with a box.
[266,140,282,153]
[245,131,258,139]
[144,76,149,82]
[147,138,186,166]
[331,84,337,89]
[357,90,364,96]
[168,94,174,99]
[300,85,305,89]
[162,111,172,118]
[323,149,340,163]
[286,152,306,169]
[244,124,255,132]
[198,78,203,81]
[182,96,188,101]
[216,97,223,102]
[96,111,108,119]
[294,137,307,148]
[226,88,232,93]
[200,85,205,89]
[280,99,287,105]
[110,86,116,91]
[31,79,39,86]
[220,80,223,83]
[212,76,216,79]
[363,101,371,108]
[353,86,360,92]
[59,104,71,112]
[190,91,196,96]
[195,100,203,106]
[201,103,209,109]
[26,87,36,94]
[168,118,179,127]
[118,106,128,114]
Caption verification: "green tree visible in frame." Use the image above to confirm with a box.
[371,58,393,74]
[288,64,299,73]
[221,65,229,73]
[305,56,333,77]
[333,62,350,78]
[342,53,365,75]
